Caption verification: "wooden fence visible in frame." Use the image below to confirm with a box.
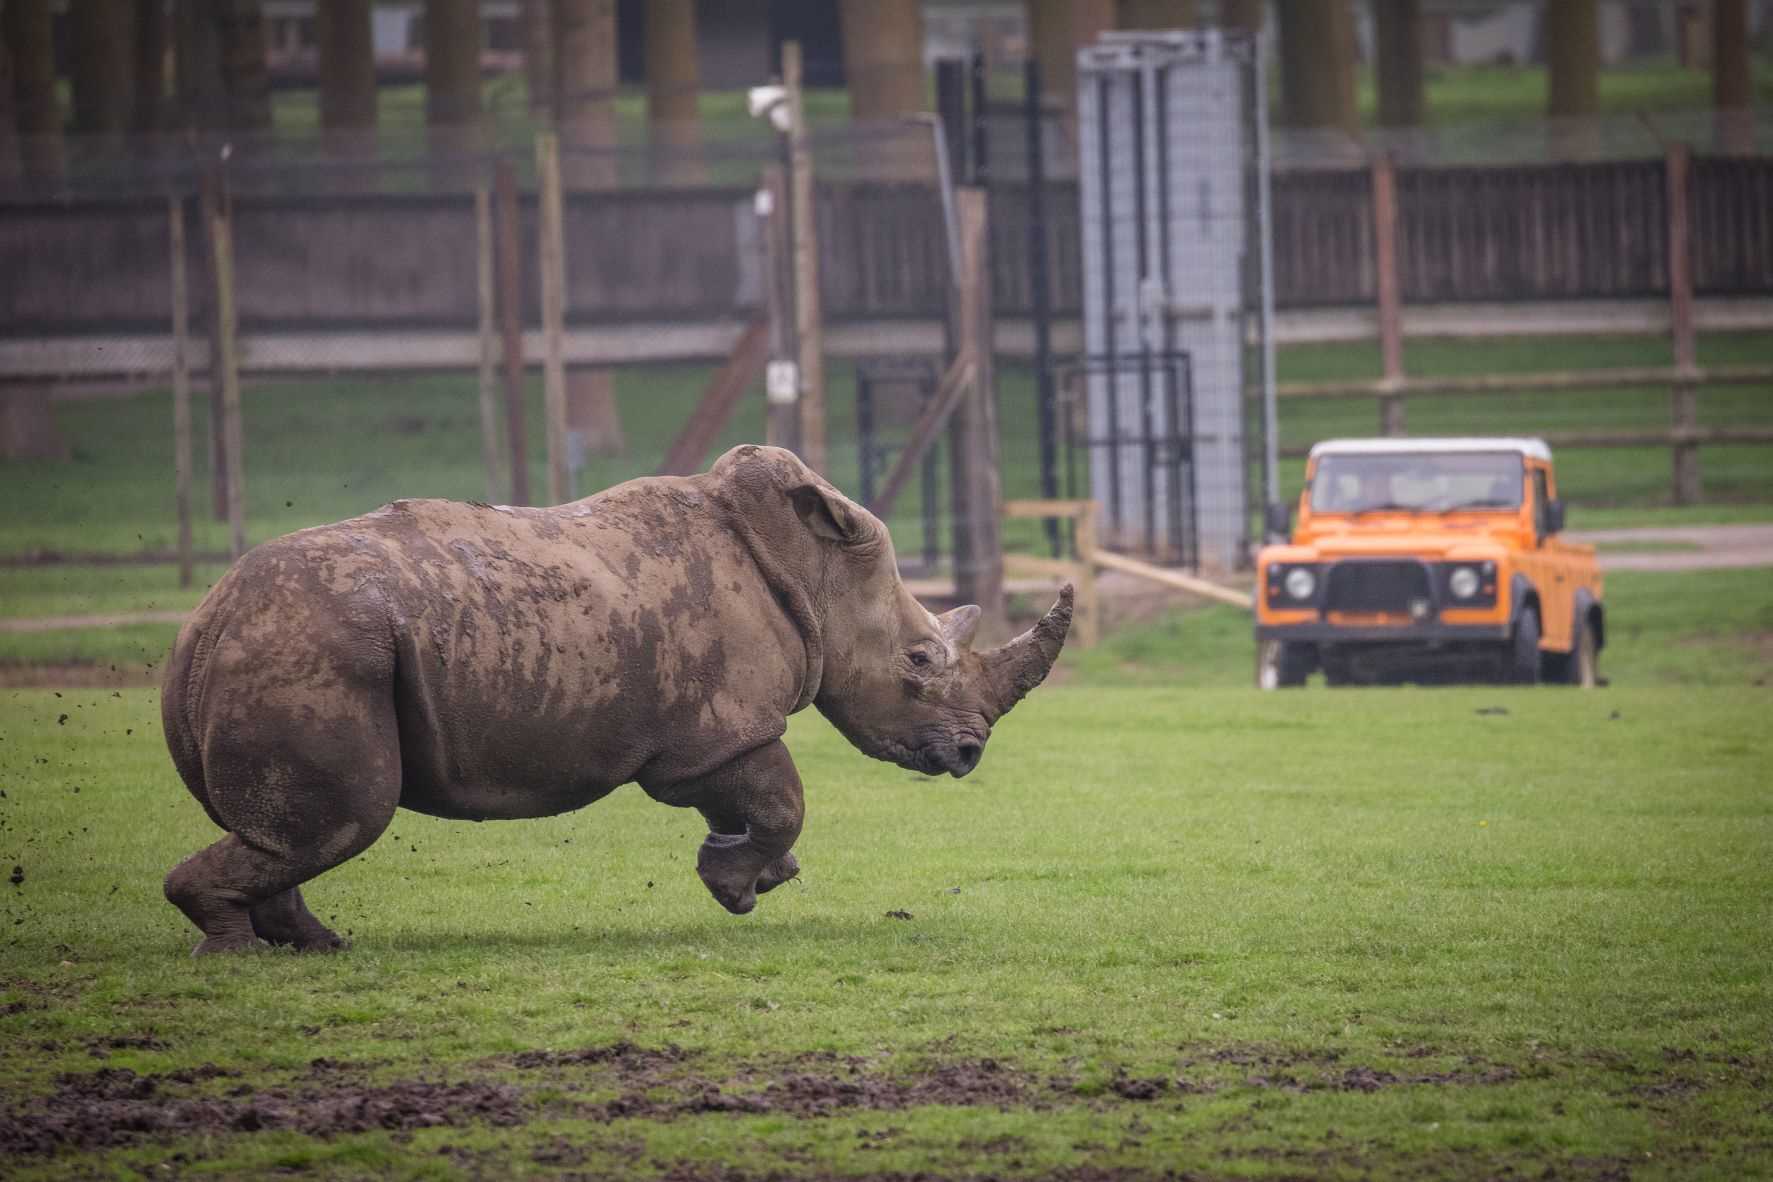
[5,153,1771,340]
[1269,146,1773,506]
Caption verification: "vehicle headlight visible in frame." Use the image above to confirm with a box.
[1448,566,1481,599]
[1283,567,1317,600]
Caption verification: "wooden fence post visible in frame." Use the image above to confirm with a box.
[207,170,246,561]
[783,42,826,475]
[760,164,799,452]
[1371,152,1406,436]
[948,187,1005,634]
[495,157,529,506]
[474,179,506,502]
[169,194,194,587]
[200,169,228,522]
[1666,144,1700,505]
[536,130,570,505]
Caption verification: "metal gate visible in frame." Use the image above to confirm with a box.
[1076,28,1271,572]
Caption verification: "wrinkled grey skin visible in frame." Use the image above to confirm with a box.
[160,445,1071,954]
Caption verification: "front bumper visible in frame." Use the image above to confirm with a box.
[1256,621,1510,644]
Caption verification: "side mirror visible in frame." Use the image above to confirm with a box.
[1544,499,1566,535]
[1264,501,1293,541]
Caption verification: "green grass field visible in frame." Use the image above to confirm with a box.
[272,60,1773,144]
[4,333,1771,563]
[3,316,1771,1175]
[1,682,1768,1179]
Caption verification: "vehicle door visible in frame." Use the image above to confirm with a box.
[1528,462,1575,650]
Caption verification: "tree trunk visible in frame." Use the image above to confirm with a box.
[522,0,553,114]
[1545,0,1598,118]
[646,0,701,183]
[0,24,19,185]
[424,0,482,154]
[217,0,270,131]
[133,0,171,135]
[554,0,617,187]
[0,388,68,461]
[318,0,377,154]
[71,1,137,143]
[1117,0,1196,29]
[1222,0,1264,33]
[175,1,227,131]
[838,0,924,119]
[1277,0,1358,132]
[552,0,624,456]
[1027,0,1114,117]
[1713,0,1752,153]
[1712,0,1750,110]
[1374,0,1424,128]
[7,0,64,185]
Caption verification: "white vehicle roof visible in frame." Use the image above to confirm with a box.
[1308,437,1552,462]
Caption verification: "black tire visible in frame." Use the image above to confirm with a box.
[1508,607,1541,685]
[1256,639,1313,690]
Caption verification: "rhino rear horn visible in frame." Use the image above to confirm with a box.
[979,585,1073,717]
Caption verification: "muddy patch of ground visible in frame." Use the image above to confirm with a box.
[2,1040,1755,1165]
[0,1064,526,1156]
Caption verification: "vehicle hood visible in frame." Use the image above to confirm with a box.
[1267,524,1512,563]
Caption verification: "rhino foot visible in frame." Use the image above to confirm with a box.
[251,888,348,952]
[756,851,801,895]
[697,833,761,915]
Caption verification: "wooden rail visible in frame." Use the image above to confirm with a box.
[1273,364,1773,401]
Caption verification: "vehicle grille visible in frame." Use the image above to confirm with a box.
[1323,561,1431,614]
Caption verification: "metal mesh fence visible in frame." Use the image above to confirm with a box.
[3,93,1771,587]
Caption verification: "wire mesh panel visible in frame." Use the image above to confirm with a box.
[1077,29,1265,572]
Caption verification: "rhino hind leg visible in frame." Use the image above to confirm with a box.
[165,695,400,955]
[689,740,805,916]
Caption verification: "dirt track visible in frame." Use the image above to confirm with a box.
[1566,523,1773,571]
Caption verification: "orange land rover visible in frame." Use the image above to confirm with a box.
[1254,437,1604,688]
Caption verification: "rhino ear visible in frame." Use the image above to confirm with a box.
[938,604,981,650]
[789,482,867,546]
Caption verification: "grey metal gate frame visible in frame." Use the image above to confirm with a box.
[1076,28,1273,572]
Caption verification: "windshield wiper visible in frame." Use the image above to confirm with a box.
[1348,502,1419,516]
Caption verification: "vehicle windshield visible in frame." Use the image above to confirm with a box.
[1309,451,1525,514]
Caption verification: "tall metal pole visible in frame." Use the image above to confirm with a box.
[1254,34,1280,509]
[1025,58,1060,554]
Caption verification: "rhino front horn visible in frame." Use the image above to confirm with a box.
[980,585,1073,717]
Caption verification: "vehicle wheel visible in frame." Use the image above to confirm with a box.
[1508,608,1541,685]
[1256,639,1312,689]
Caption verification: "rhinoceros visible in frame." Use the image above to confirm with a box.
[160,444,1071,954]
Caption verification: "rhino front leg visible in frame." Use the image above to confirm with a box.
[686,740,804,915]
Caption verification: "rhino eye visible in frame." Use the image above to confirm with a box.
[908,649,931,668]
